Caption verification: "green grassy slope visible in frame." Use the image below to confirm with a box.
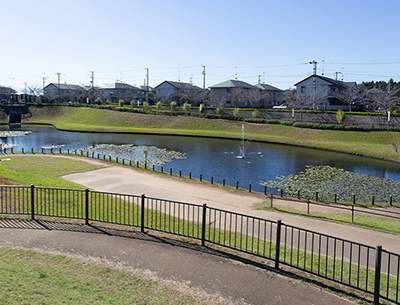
[20,106,400,161]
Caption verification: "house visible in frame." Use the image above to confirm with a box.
[294,75,356,110]
[43,83,86,102]
[99,82,146,103]
[154,81,204,105]
[209,79,258,108]
[253,83,283,108]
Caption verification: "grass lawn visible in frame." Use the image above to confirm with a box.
[0,156,103,188]
[0,248,208,305]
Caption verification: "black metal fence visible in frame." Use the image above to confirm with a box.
[2,147,400,209]
[0,184,399,304]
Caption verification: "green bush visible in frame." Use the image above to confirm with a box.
[156,101,163,110]
[336,109,345,124]
[118,100,125,107]
[96,98,102,105]
[106,99,112,105]
[183,103,190,112]
[130,100,136,108]
[233,107,240,116]
[199,103,205,113]
[170,101,177,111]
[143,101,150,109]
[252,109,259,118]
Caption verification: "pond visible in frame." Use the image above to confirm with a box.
[1,125,400,193]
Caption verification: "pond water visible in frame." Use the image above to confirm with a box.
[1,125,400,193]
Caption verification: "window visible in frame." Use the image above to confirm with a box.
[301,86,306,93]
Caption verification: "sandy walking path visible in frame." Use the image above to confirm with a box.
[62,160,400,254]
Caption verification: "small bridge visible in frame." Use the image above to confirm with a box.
[2,102,31,124]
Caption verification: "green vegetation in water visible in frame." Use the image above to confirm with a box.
[0,248,210,304]
[262,165,400,205]
[80,144,186,166]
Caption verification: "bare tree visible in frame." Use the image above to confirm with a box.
[246,88,265,108]
[363,83,399,112]
[27,84,43,97]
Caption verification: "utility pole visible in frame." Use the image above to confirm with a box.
[42,77,48,91]
[90,71,94,89]
[145,68,149,93]
[258,75,261,84]
[335,72,342,81]
[309,60,318,75]
[56,72,61,103]
[201,65,206,89]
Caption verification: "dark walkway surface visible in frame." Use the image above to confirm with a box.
[0,219,357,304]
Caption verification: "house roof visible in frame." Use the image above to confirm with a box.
[102,83,142,90]
[44,83,84,90]
[294,75,351,87]
[209,79,256,89]
[253,83,282,91]
[154,80,202,90]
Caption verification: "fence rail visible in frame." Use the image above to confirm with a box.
[0,184,399,304]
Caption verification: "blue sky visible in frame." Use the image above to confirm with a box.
[1,0,399,92]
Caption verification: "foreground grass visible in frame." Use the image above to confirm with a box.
[0,156,103,188]
[0,248,207,305]
[22,106,400,161]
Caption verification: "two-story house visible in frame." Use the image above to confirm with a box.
[154,81,204,105]
[100,82,146,104]
[294,75,356,110]
[253,83,283,108]
[43,83,86,102]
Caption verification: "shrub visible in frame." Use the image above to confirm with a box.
[233,107,240,116]
[170,101,177,111]
[199,103,205,113]
[130,100,136,108]
[336,109,345,124]
[216,107,223,115]
[156,101,163,110]
[183,103,190,112]
[96,98,102,105]
[143,101,150,109]
[118,100,125,107]
[106,99,112,105]
[252,109,259,118]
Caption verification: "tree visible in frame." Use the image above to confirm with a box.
[363,83,400,112]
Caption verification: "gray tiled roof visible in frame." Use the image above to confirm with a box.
[209,79,256,89]
[253,83,282,91]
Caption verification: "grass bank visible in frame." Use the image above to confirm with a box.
[0,248,211,305]
[19,106,400,161]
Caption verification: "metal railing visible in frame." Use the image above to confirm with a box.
[0,184,399,304]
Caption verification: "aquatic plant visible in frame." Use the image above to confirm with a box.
[262,165,400,204]
[81,144,186,166]
[0,131,32,137]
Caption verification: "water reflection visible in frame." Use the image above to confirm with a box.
[1,124,400,193]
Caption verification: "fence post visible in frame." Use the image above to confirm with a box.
[249,183,251,192]
[297,190,300,200]
[223,178,225,187]
[280,188,283,197]
[211,176,213,184]
[30,184,35,220]
[236,181,239,189]
[371,195,375,206]
[141,194,145,233]
[275,219,282,269]
[200,174,202,181]
[315,192,319,202]
[201,203,207,246]
[307,199,310,214]
[351,204,355,222]
[373,245,383,305]
[389,195,393,206]
[271,193,273,207]
[85,188,89,225]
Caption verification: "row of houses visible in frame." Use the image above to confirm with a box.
[3,74,356,111]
